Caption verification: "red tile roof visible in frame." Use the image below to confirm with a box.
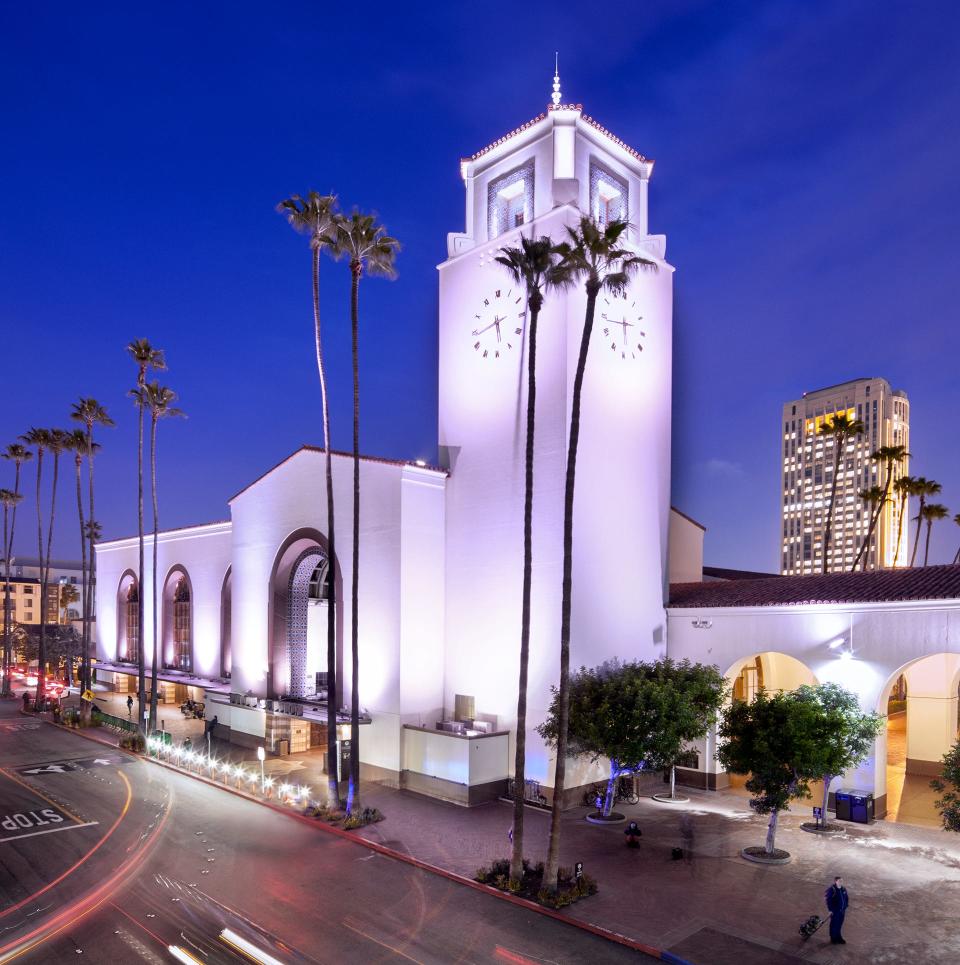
[669,564,960,609]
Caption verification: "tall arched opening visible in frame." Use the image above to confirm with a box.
[268,529,343,702]
[719,651,819,797]
[220,567,232,679]
[879,654,960,826]
[161,565,194,672]
[116,570,139,665]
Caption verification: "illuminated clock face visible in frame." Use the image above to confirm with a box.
[470,287,524,360]
[600,291,646,360]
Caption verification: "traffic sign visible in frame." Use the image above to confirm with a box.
[80,689,95,702]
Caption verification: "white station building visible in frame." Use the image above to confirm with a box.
[95,83,960,820]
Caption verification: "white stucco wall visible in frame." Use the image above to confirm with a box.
[95,521,233,681]
[667,599,960,810]
[439,199,673,789]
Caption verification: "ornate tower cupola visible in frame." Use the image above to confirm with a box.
[449,61,657,257]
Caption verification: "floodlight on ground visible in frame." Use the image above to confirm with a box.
[828,637,845,649]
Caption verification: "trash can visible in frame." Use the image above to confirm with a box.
[835,789,874,824]
[278,738,290,757]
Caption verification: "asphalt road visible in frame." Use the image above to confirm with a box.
[0,698,651,964]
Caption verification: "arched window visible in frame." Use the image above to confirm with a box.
[171,577,191,671]
[125,583,140,663]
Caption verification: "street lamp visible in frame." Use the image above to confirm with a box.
[257,745,265,792]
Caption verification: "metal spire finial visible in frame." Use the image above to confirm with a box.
[551,53,562,107]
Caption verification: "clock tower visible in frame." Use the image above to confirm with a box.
[438,72,675,794]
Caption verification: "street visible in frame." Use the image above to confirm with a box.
[0,700,650,964]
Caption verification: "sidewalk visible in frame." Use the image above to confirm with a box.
[42,694,960,965]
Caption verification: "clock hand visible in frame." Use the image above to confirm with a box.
[471,318,500,336]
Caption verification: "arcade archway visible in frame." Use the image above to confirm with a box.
[268,529,342,702]
[880,654,960,826]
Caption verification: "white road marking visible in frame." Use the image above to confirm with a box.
[0,821,99,843]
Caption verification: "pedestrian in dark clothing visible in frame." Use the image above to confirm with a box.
[825,876,849,944]
[126,695,133,718]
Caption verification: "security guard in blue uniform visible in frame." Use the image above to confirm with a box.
[825,876,849,944]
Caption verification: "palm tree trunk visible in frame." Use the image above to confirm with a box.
[923,519,933,566]
[894,496,907,566]
[136,394,147,733]
[3,463,23,697]
[34,449,46,708]
[510,297,540,882]
[953,544,960,565]
[544,284,599,893]
[44,451,61,683]
[312,245,340,807]
[149,414,160,733]
[2,503,9,695]
[74,453,87,697]
[821,434,843,574]
[348,263,361,814]
[85,425,96,703]
[910,497,926,566]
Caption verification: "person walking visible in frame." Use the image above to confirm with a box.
[126,694,133,718]
[825,876,849,944]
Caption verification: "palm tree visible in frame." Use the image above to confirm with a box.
[817,412,864,573]
[495,235,563,882]
[893,474,916,566]
[64,430,94,695]
[851,445,909,571]
[853,484,886,571]
[127,339,166,732]
[920,503,949,566]
[909,478,942,567]
[70,399,114,702]
[277,192,342,807]
[21,428,53,706]
[543,216,657,893]
[952,513,960,564]
[1,487,24,693]
[330,210,400,815]
[1,443,32,696]
[140,382,184,732]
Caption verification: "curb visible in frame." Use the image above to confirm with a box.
[27,710,695,964]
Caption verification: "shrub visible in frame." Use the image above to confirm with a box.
[120,733,146,752]
[343,806,384,830]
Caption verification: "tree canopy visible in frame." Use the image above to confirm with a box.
[538,657,727,773]
[931,739,960,832]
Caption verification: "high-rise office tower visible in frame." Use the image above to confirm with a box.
[781,378,910,575]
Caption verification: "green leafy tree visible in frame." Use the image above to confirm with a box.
[717,689,841,855]
[277,191,342,808]
[127,339,166,733]
[495,234,564,880]
[541,216,657,892]
[930,739,960,832]
[330,210,400,814]
[920,503,949,566]
[792,683,883,826]
[539,658,726,818]
[818,412,864,573]
[909,477,941,566]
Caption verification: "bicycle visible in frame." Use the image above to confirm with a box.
[506,777,548,807]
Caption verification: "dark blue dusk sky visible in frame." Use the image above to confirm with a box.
[2,1,959,570]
